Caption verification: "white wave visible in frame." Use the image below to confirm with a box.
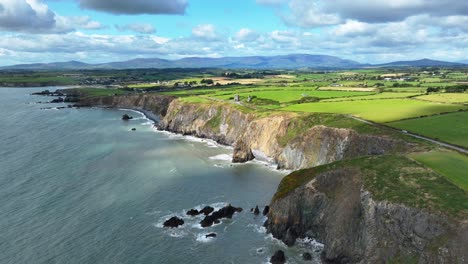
[296,237,324,249]
[209,154,232,161]
[195,233,216,243]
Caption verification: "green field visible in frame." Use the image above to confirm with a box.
[389,111,468,148]
[214,90,375,103]
[415,93,468,104]
[323,92,422,102]
[411,151,468,191]
[281,99,467,123]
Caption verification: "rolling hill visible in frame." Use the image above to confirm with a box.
[1,55,466,70]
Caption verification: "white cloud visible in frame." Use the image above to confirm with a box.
[0,0,104,33]
[234,28,260,42]
[282,0,341,28]
[0,0,57,33]
[192,24,220,41]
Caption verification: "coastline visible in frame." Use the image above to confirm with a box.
[115,106,286,172]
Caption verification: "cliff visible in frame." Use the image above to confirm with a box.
[265,155,468,263]
[157,99,409,170]
[75,95,410,170]
[78,94,176,120]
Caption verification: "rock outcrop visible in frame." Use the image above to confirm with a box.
[265,156,468,264]
[163,216,184,228]
[79,94,176,120]
[232,139,255,163]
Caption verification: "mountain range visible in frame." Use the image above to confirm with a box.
[1,54,466,70]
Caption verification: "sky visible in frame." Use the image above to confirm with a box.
[0,0,467,66]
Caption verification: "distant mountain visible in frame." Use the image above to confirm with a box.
[0,54,362,70]
[2,61,92,70]
[2,55,466,70]
[457,60,468,64]
[374,58,465,67]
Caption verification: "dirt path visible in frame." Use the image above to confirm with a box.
[348,116,468,155]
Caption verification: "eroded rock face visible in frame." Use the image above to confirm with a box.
[158,100,408,170]
[82,96,408,171]
[265,168,468,264]
[232,139,255,163]
[276,126,406,170]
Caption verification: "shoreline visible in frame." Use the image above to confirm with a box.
[114,106,287,173]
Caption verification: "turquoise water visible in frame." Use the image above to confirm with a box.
[0,88,322,264]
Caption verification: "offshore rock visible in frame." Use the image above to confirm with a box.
[163,216,184,228]
[270,250,286,264]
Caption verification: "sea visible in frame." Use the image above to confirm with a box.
[0,87,323,264]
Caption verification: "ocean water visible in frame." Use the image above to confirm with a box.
[0,88,323,264]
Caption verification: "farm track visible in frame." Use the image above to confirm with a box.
[349,116,468,155]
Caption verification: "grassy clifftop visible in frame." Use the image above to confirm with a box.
[274,155,467,219]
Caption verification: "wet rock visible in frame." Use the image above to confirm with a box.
[122,114,133,120]
[186,209,200,216]
[205,233,217,238]
[263,206,270,216]
[199,204,242,228]
[254,205,260,215]
[303,252,312,261]
[232,139,255,163]
[270,250,286,264]
[200,206,214,216]
[50,97,64,103]
[163,216,184,228]
[131,128,136,131]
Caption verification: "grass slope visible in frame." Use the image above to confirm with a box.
[411,151,468,191]
[389,111,468,148]
[274,155,467,218]
[281,99,467,123]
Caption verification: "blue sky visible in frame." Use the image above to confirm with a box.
[0,0,467,65]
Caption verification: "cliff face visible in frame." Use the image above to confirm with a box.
[265,156,468,263]
[79,94,176,119]
[158,100,408,170]
[78,95,407,170]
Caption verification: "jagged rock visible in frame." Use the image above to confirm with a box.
[186,209,200,216]
[263,206,270,216]
[302,252,312,261]
[232,139,255,163]
[200,206,214,216]
[199,204,242,228]
[205,233,217,238]
[122,114,133,120]
[163,216,184,228]
[270,250,286,264]
[50,97,64,103]
[253,206,260,215]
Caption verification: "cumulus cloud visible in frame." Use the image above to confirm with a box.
[116,23,156,34]
[277,0,468,28]
[0,0,104,33]
[281,0,341,28]
[234,28,260,42]
[0,0,57,33]
[78,0,188,15]
[324,0,468,23]
[192,24,220,41]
